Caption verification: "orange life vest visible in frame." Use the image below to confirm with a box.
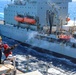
[3,44,12,58]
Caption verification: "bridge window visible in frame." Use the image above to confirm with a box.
[56,2,61,4]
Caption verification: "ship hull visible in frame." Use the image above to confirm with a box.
[17,41,76,63]
[0,24,76,62]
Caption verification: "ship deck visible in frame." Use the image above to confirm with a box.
[0,64,42,75]
[0,20,4,25]
[0,64,25,75]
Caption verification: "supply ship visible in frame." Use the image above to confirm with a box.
[1,0,76,61]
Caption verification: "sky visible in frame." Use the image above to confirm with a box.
[73,0,76,1]
[0,0,76,1]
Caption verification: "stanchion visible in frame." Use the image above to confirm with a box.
[6,55,16,75]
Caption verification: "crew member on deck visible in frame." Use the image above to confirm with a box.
[3,44,18,58]
[0,36,3,64]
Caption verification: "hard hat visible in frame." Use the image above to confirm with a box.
[0,36,2,40]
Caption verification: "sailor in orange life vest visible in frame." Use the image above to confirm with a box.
[3,44,18,58]
[3,44,12,58]
[0,36,3,64]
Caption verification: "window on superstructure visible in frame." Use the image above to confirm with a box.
[45,2,47,4]
[41,7,42,9]
[48,2,50,4]
[60,7,61,9]
[32,12,33,14]
[56,2,61,4]
[63,7,66,9]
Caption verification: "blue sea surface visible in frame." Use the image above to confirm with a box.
[0,1,76,75]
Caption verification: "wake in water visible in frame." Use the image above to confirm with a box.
[2,36,76,75]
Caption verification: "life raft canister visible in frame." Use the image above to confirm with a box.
[23,17,36,24]
[14,16,24,22]
[66,17,70,21]
[59,34,70,40]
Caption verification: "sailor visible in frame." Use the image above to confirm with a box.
[3,44,18,58]
[0,36,3,64]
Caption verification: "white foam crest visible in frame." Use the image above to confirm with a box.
[16,55,26,61]
[28,31,38,40]
[48,68,65,75]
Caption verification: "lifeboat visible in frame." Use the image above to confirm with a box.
[23,17,36,24]
[14,16,24,22]
[59,34,71,40]
[66,17,70,21]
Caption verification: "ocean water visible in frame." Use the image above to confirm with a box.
[0,1,76,75]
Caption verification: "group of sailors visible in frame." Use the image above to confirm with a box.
[0,36,18,64]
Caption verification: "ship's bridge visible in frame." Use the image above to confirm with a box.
[14,0,37,5]
[4,0,72,30]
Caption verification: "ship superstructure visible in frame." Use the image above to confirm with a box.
[4,0,71,32]
[1,0,76,61]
